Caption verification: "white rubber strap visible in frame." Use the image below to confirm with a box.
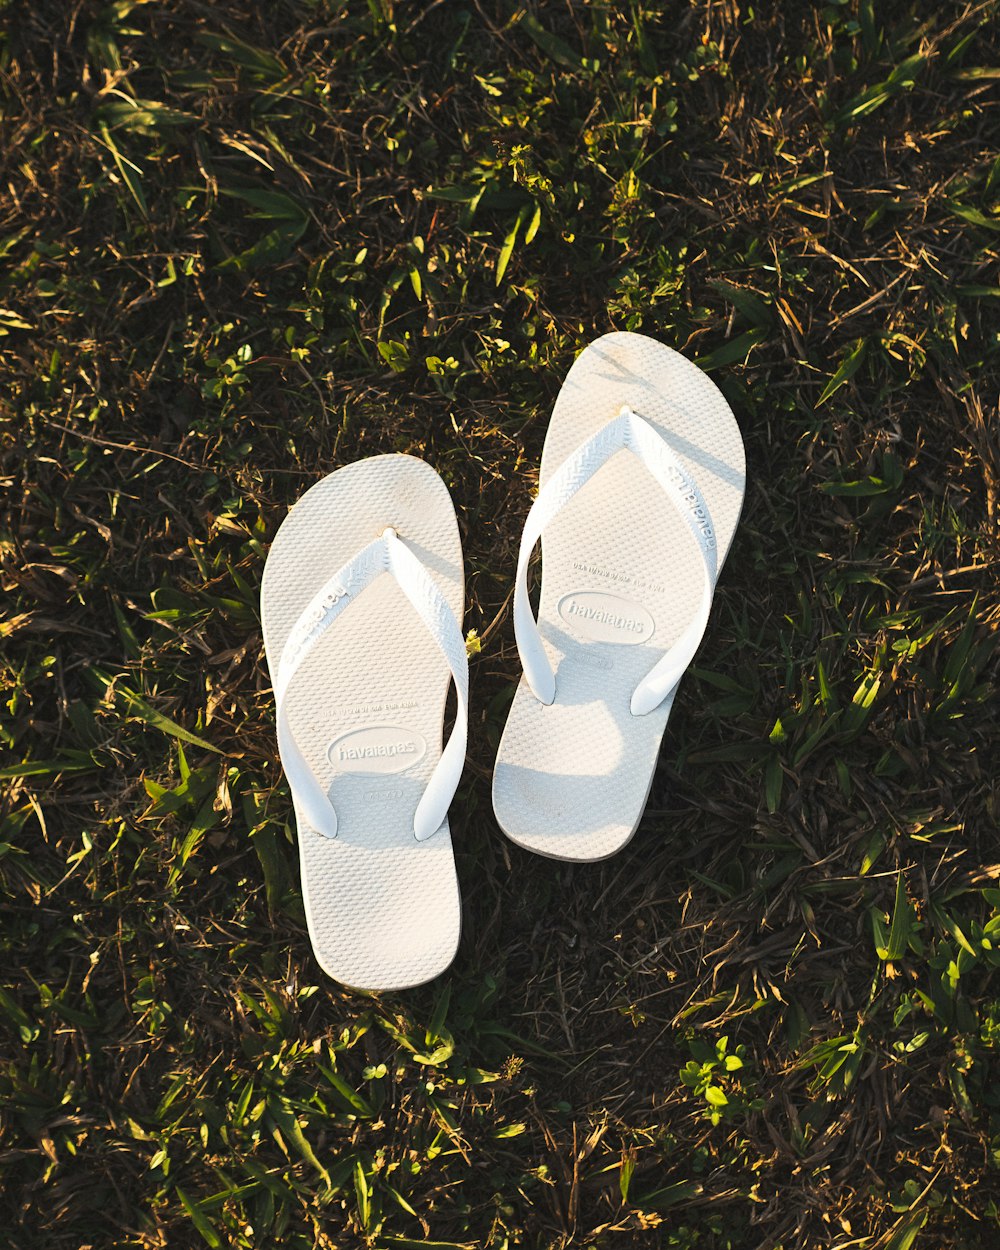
[514,404,719,717]
[275,528,468,842]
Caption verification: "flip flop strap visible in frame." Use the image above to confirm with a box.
[513,404,719,717]
[275,528,468,841]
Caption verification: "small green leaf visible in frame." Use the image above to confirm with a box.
[948,202,1000,232]
[377,339,410,373]
[379,1238,478,1250]
[694,327,766,371]
[619,1154,635,1203]
[950,66,1000,80]
[707,280,773,329]
[98,122,148,218]
[0,987,37,1043]
[524,202,542,244]
[267,1097,331,1186]
[519,13,581,68]
[632,1181,701,1209]
[817,339,867,406]
[195,32,287,80]
[879,872,915,962]
[765,754,783,814]
[884,1211,928,1250]
[496,206,529,286]
[176,1187,223,1249]
[93,671,221,754]
[354,1159,372,1229]
[219,186,308,223]
[494,1122,527,1139]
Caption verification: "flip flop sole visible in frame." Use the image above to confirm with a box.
[492,332,746,861]
[261,455,464,990]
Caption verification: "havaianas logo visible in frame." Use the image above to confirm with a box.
[339,741,416,761]
[666,465,716,548]
[328,726,428,775]
[557,591,655,645]
[566,600,645,633]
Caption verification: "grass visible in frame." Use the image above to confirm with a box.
[1,0,999,1246]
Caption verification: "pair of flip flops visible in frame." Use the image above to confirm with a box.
[261,332,746,990]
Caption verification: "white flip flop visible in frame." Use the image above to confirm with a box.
[261,455,468,990]
[492,331,746,862]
